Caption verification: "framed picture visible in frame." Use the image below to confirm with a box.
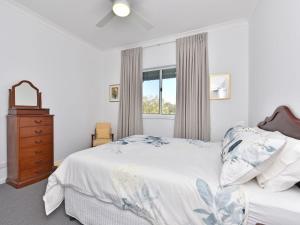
[109,84,120,102]
[210,74,231,100]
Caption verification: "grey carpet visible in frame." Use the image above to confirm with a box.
[0,180,80,225]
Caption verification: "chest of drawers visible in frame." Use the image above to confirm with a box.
[7,113,54,188]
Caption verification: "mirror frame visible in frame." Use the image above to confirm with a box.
[9,80,42,109]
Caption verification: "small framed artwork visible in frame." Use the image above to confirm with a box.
[109,84,120,102]
[210,74,231,100]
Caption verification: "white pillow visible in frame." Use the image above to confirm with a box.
[220,126,286,187]
[257,134,300,191]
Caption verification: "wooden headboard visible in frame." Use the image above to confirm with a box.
[258,106,300,140]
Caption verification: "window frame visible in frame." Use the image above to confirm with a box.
[142,65,176,116]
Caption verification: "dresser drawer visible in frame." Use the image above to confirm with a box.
[20,126,52,138]
[20,117,53,127]
[20,145,52,161]
[20,165,52,181]
[20,156,52,170]
[20,135,52,148]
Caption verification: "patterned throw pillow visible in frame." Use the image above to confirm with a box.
[220,126,286,186]
[221,126,245,162]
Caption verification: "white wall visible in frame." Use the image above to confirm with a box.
[0,3,250,184]
[249,0,300,125]
[97,22,249,141]
[209,23,249,140]
[0,2,102,183]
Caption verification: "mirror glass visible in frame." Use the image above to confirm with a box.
[15,83,38,106]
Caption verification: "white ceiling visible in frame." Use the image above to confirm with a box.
[11,0,258,50]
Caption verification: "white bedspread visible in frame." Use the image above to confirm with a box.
[44,136,246,225]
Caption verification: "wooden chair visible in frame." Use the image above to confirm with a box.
[91,122,114,147]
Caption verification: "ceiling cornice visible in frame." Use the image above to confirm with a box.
[111,19,249,52]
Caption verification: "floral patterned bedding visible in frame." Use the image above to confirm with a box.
[44,136,247,225]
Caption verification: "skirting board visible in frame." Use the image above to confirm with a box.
[0,160,62,184]
[0,162,7,184]
[0,177,6,184]
[54,160,62,167]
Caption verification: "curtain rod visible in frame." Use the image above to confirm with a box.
[141,30,204,49]
[142,40,175,49]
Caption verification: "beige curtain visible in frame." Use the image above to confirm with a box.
[117,47,143,139]
[174,33,210,141]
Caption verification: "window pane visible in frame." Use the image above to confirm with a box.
[143,70,160,114]
[162,69,176,115]
[162,68,176,79]
[143,70,160,81]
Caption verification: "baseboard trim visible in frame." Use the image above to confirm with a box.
[0,162,7,184]
[54,160,62,167]
[0,177,6,184]
[0,160,62,185]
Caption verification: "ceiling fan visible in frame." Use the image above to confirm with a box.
[96,0,154,30]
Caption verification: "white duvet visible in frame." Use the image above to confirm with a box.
[44,136,246,225]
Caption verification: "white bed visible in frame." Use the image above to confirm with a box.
[43,135,300,225]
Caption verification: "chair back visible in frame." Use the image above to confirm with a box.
[96,122,111,139]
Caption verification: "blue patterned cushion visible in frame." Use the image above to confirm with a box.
[221,126,246,162]
[220,126,286,186]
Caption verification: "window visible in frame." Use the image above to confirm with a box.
[143,67,176,115]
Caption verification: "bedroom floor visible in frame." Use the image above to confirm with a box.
[0,180,80,225]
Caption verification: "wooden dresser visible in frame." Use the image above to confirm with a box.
[6,81,54,188]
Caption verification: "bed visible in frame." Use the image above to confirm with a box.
[44,106,300,225]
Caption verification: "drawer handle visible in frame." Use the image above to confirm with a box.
[35,160,43,165]
[34,150,43,154]
[34,130,43,134]
[35,140,43,144]
[34,120,43,124]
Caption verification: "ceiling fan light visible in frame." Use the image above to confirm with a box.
[113,0,131,17]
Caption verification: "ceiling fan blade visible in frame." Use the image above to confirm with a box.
[131,9,154,30]
[96,10,115,28]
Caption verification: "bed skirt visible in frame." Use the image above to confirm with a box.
[65,187,264,225]
[65,187,151,225]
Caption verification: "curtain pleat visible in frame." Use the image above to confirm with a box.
[117,47,143,139]
[174,33,210,141]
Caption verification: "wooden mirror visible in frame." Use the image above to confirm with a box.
[9,80,42,109]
